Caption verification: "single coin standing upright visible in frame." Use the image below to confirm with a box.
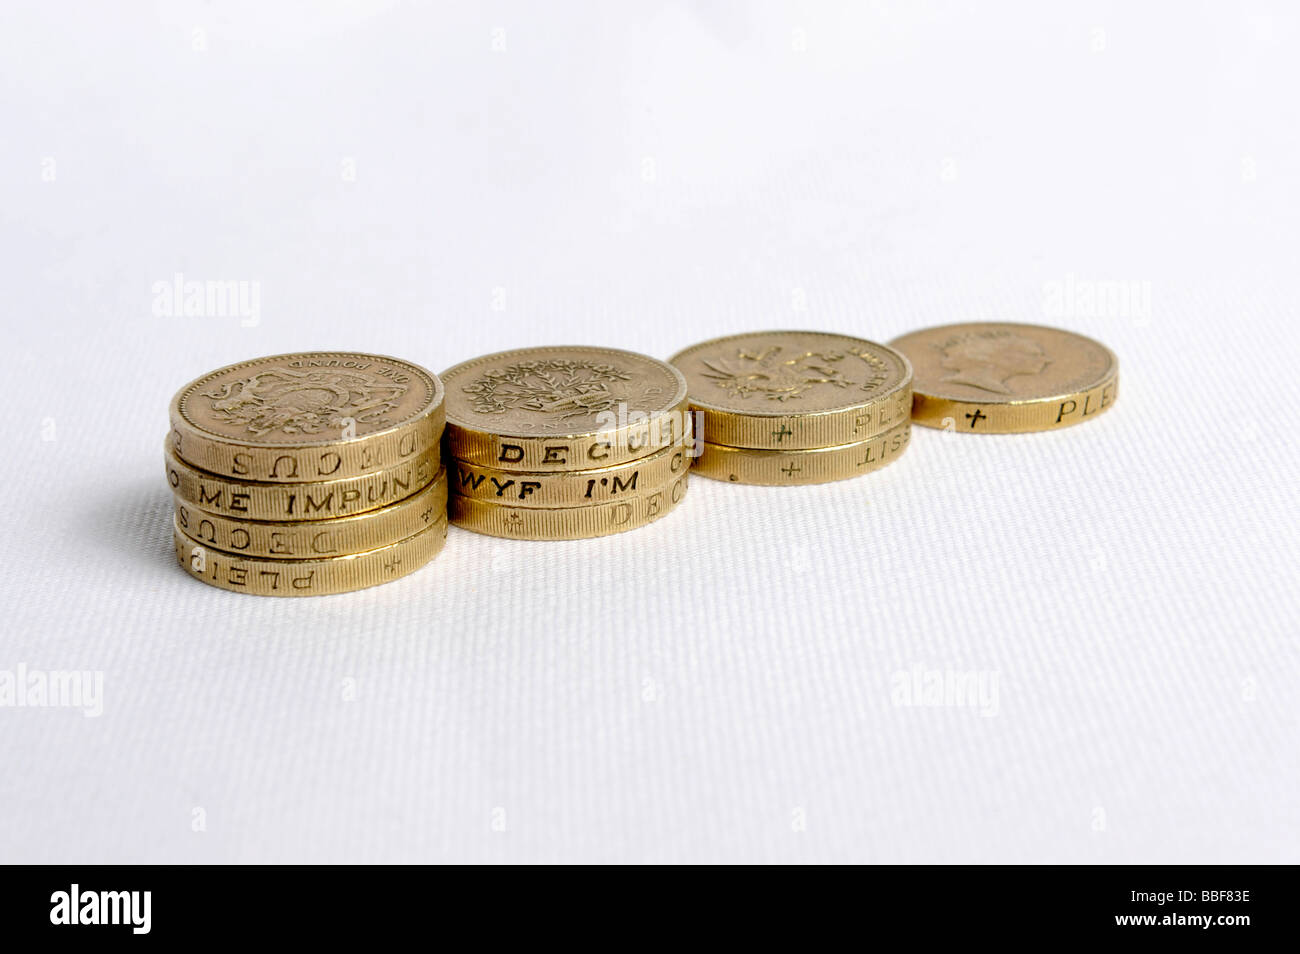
[165,351,450,595]
[441,346,694,539]
[669,330,914,486]
[889,322,1119,433]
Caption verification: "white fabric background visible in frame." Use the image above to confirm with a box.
[1,1,1297,863]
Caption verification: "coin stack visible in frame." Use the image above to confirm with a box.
[440,346,694,539]
[668,331,914,485]
[166,352,449,595]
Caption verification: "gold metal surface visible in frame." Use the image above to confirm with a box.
[174,468,448,558]
[692,420,911,485]
[169,352,444,480]
[441,346,691,469]
[449,473,689,540]
[449,440,692,508]
[173,514,448,596]
[889,322,1118,433]
[165,440,440,521]
[669,331,912,449]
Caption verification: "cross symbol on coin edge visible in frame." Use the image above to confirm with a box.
[781,463,802,477]
[773,424,794,443]
[966,409,987,427]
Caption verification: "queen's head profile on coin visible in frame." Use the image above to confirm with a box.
[938,330,1051,394]
[891,322,1118,433]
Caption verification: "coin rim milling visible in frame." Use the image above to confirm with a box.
[448,472,689,540]
[165,440,442,521]
[448,438,693,508]
[173,512,449,596]
[169,352,445,473]
[888,321,1119,433]
[692,419,912,485]
[440,346,692,471]
[669,330,913,449]
[174,467,449,558]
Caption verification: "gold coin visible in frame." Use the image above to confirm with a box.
[668,331,912,449]
[449,436,692,508]
[165,440,440,521]
[889,322,1118,433]
[441,346,691,469]
[692,420,911,485]
[175,469,448,558]
[169,352,444,481]
[449,473,689,540]
[173,514,448,596]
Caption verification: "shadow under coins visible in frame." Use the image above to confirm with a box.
[79,474,176,571]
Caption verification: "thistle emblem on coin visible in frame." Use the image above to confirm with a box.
[699,347,855,401]
[202,368,408,435]
[937,331,1051,394]
[463,360,633,418]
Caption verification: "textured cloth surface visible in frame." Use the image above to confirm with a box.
[1,2,1297,863]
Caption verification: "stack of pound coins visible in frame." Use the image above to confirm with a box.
[440,346,694,540]
[166,352,449,595]
[668,331,913,485]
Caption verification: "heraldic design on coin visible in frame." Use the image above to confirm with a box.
[202,366,409,436]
